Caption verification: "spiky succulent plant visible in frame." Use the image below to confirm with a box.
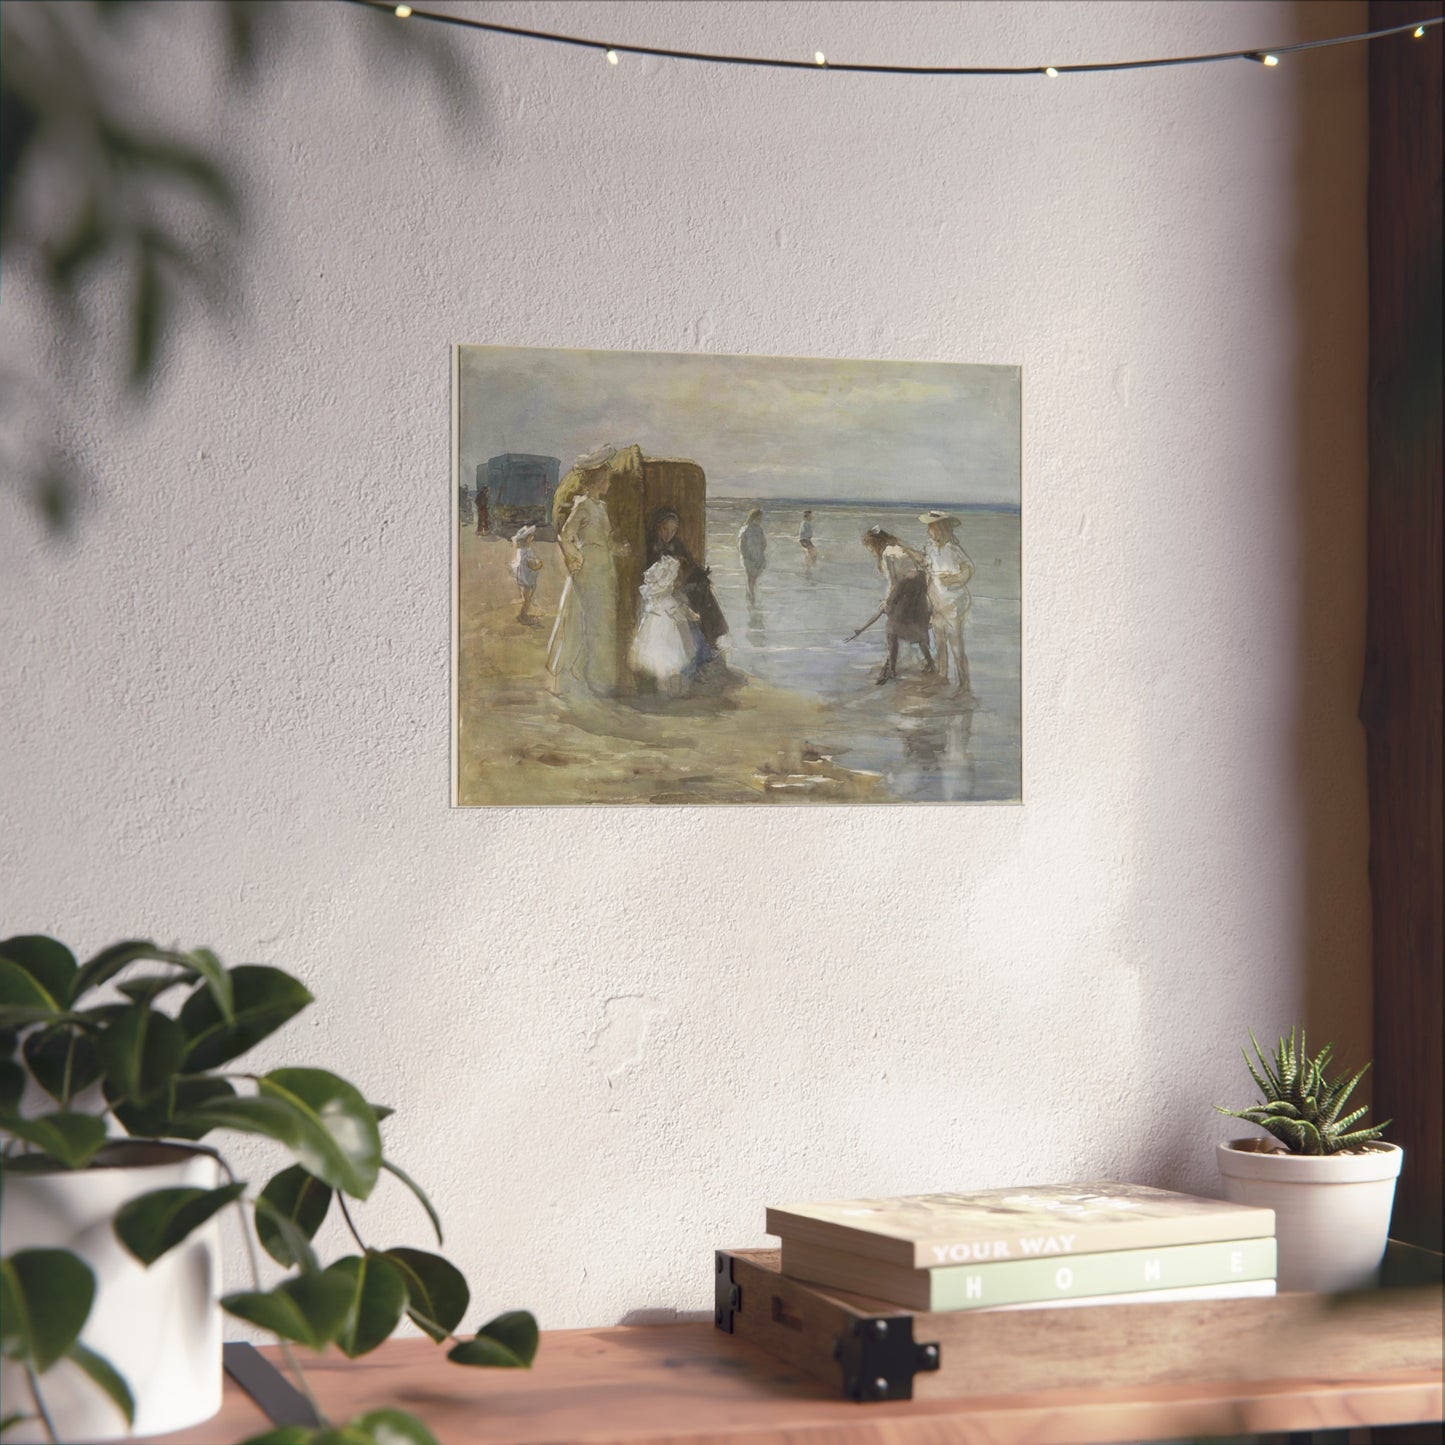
[1216,1025,1391,1156]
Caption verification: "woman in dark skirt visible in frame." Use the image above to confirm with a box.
[648,510,729,668]
[862,526,936,684]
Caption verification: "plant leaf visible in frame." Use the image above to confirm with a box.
[158,1077,240,1140]
[380,1158,442,1246]
[447,1310,538,1369]
[113,1182,245,1266]
[351,1408,441,1445]
[116,974,191,1007]
[171,1094,308,1152]
[0,1112,108,1168]
[223,1273,353,1351]
[0,960,60,1027]
[252,1196,321,1277]
[23,1027,102,1102]
[104,1076,170,1139]
[175,1088,376,1200]
[0,938,76,1008]
[97,1005,187,1103]
[71,941,185,1000]
[382,1248,468,1342]
[326,1253,407,1359]
[0,1260,23,1359]
[258,1070,381,1201]
[67,1341,135,1426]
[179,966,312,1071]
[0,1248,95,1371]
[101,124,240,218]
[1332,1121,1392,1151]
[182,948,233,1023]
[0,1060,25,1114]
[256,1165,332,1268]
[129,237,164,388]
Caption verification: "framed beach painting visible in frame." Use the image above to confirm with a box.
[452,345,1021,806]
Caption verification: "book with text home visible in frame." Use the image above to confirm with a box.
[981,1278,1276,1310]
[766,1181,1275,1270]
[779,1234,1278,1310]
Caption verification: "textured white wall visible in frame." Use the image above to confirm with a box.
[0,1,1370,1330]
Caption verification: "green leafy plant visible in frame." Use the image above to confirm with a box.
[0,935,536,1445]
[1216,1025,1391,1156]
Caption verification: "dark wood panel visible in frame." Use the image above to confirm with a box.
[1364,0,1444,1302]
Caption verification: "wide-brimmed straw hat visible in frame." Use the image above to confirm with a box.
[512,525,536,542]
[919,509,959,529]
[575,444,618,471]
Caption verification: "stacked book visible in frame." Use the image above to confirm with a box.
[766,1181,1277,1312]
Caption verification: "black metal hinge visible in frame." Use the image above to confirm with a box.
[223,1341,320,1427]
[833,1313,941,1401]
[714,1250,742,1332]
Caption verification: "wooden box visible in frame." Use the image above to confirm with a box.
[715,1243,1445,1404]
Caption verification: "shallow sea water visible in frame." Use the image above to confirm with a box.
[699,500,1021,803]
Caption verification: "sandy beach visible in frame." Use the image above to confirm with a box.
[455,526,891,805]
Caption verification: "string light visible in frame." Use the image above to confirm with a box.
[605,49,619,65]
[339,2,1443,78]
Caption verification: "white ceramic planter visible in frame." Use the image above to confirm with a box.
[0,1141,224,1442]
[1216,1137,1403,1293]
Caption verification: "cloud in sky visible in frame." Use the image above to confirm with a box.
[458,345,1020,505]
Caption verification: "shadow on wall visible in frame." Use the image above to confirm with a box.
[1131,0,1374,1198]
[0,0,474,533]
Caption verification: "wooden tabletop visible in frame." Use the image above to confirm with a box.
[149,1321,1444,1445]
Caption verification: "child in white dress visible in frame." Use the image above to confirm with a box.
[510,525,543,623]
[629,555,698,695]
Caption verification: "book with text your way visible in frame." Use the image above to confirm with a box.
[766,1181,1275,1271]
[778,1234,1278,1311]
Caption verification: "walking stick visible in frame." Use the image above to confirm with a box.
[845,606,886,642]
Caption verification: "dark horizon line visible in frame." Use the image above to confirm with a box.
[710,496,1020,512]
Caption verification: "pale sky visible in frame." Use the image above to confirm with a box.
[457,346,1020,506]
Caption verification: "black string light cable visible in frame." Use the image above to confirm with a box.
[340,0,1441,76]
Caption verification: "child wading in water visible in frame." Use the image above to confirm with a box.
[629,555,698,696]
[510,525,543,623]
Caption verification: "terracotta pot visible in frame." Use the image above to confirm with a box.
[1216,1137,1403,1293]
[0,1141,224,1441]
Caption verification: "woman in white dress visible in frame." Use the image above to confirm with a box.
[919,510,974,698]
[629,555,698,696]
[547,450,629,697]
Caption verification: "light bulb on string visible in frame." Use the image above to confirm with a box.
[338,3,1442,80]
